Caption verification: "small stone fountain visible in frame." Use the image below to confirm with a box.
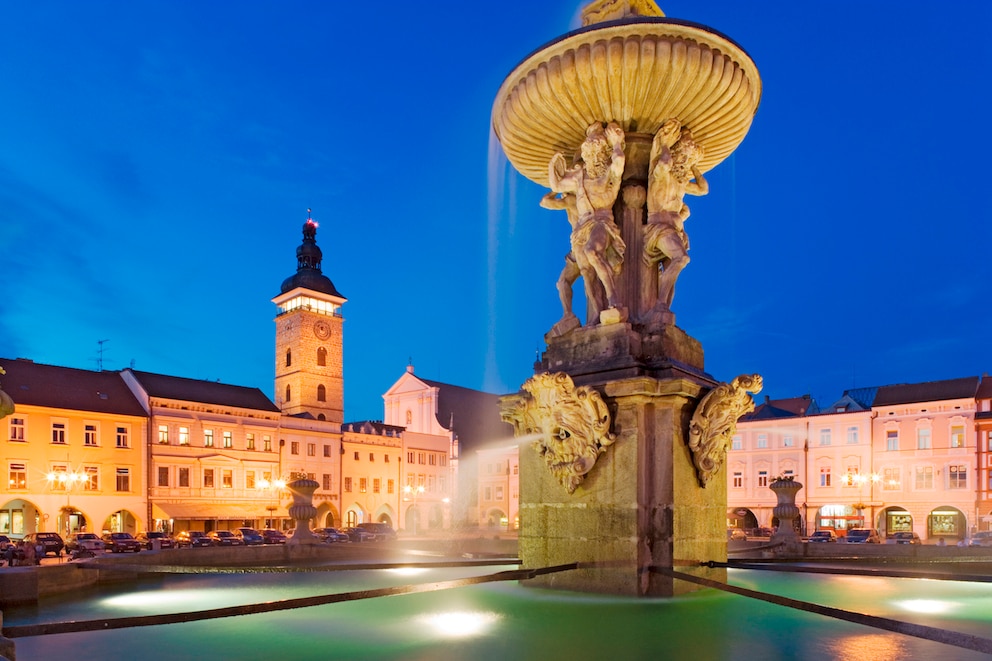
[769,476,803,556]
[285,473,320,545]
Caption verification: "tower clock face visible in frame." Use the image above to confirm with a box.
[313,319,332,340]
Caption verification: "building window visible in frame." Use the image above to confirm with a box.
[9,417,25,441]
[344,477,352,492]
[388,479,395,494]
[756,434,768,449]
[179,427,190,446]
[949,465,967,489]
[263,436,272,452]
[407,451,415,463]
[917,428,931,450]
[847,427,859,444]
[291,441,300,455]
[731,436,742,451]
[373,478,381,493]
[317,385,326,402]
[307,443,316,457]
[223,431,233,448]
[84,424,97,447]
[116,468,130,492]
[819,467,831,487]
[819,429,831,446]
[783,469,795,480]
[52,421,66,444]
[158,425,169,444]
[246,471,256,489]
[204,430,214,447]
[886,430,898,452]
[418,452,426,465]
[439,455,446,467]
[369,453,375,462]
[322,474,332,491]
[757,470,768,488]
[222,470,233,488]
[429,454,438,465]
[158,466,169,487]
[9,463,27,489]
[286,349,292,367]
[178,467,190,488]
[484,487,492,501]
[203,469,214,488]
[782,435,794,448]
[317,347,327,366]
[883,467,900,491]
[732,471,743,488]
[323,444,331,457]
[915,466,933,490]
[84,467,98,491]
[246,433,255,451]
[951,425,965,449]
[285,385,291,402]
[359,478,368,493]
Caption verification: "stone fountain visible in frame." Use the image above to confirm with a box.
[496,0,762,596]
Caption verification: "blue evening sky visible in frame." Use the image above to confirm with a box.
[2,2,990,421]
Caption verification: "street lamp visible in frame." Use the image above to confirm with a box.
[847,472,880,528]
[258,477,286,529]
[46,468,85,535]
[403,484,425,535]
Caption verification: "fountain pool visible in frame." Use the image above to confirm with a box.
[5,565,992,660]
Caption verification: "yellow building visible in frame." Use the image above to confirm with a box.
[1,358,148,538]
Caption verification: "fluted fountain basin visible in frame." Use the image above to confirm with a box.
[492,18,761,185]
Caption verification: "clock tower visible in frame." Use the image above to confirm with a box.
[273,211,346,422]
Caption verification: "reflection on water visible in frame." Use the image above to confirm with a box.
[6,567,992,660]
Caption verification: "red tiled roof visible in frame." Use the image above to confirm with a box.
[873,376,979,407]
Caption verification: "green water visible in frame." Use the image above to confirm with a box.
[6,567,992,660]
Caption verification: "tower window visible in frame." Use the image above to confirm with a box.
[286,349,292,367]
[285,385,291,402]
[317,385,326,402]
[317,347,327,366]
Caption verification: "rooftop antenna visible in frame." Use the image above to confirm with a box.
[96,339,110,371]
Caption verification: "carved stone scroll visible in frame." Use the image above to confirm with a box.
[500,372,616,494]
[687,374,762,487]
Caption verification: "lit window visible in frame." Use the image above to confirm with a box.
[84,467,98,491]
[388,479,395,494]
[222,470,233,488]
[307,443,316,456]
[223,431,233,448]
[204,429,214,447]
[883,467,900,491]
[246,471,256,489]
[819,467,831,487]
[158,425,169,444]
[915,466,933,490]
[359,478,367,493]
[917,428,931,450]
[951,425,965,448]
[291,441,299,455]
[344,477,352,492]
[116,468,130,492]
[9,463,27,489]
[263,436,272,452]
[179,427,190,446]
[949,465,967,489]
[203,469,214,488]
[246,433,255,450]
[373,478,381,493]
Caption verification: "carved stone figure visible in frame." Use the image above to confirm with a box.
[643,120,708,316]
[0,367,13,421]
[548,121,627,324]
[500,372,616,493]
[687,374,762,487]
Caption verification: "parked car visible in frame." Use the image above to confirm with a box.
[259,529,287,544]
[808,530,838,543]
[727,528,746,541]
[845,529,881,544]
[135,531,175,550]
[357,522,397,541]
[235,527,264,545]
[969,531,992,547]
[102,532,141,553]
[314,527,350,543]
[206,530,244,546]
[886,531,922,545]
[65,532,106,553]
[342,527,376,543]
[175,530,212,548]
[24,532,65,557]
[0,534,13,551]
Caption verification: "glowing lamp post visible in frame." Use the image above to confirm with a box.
[403,484,425,535]
[258,477,286,529]
[848,472,880,528]
[47,469,85,535]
